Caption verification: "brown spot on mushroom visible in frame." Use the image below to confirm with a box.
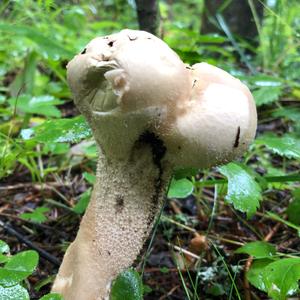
[80,48,87,54]
[114,195,124,213]
[234,126,241,148]
[107,251,111,256]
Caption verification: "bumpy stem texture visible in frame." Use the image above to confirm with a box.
[52,138,171,300]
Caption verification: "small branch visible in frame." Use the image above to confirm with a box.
[0,220,61,267]
[0,181,71,191]
[168,242,200,260]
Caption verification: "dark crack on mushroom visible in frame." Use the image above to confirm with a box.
[114,195,124,214]
[192,79,197,88]
[128,35,137,41]
[137,130,166,168]
[137,131,167,228]
[234,126,241,148]
[81,48,87,54]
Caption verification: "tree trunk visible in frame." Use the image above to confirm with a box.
[135,0,159,35]
[201,0,264,40]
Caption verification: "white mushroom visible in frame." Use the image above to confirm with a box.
[52,29,257,300]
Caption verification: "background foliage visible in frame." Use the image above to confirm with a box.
[0,0,299,299]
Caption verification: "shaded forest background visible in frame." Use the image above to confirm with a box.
[0,0,300,300]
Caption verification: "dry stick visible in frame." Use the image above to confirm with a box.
[0,220,61,267]
[158,285,180,300]
[243,222,281,300]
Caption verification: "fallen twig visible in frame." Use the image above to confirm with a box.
[0,220,61,267]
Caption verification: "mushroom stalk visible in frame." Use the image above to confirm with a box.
[52,138,172,300]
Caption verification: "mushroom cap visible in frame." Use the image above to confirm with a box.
[164,63,257,168]
[67,29,257,168]
[67,29,191,117]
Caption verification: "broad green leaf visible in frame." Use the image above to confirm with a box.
[244,74,282,88]
[39,293,64,300]
[0,240,9,254]
[253,86,282,106]
[167,178,194,199]
[21,116,92,144]
[173,168,198,180]
[43,143,70,155]
[247,259,273,292]
[235,241,276,258]
[110,269,143,300]
[272,107,300,123]
[255,134,300,159]
[0,284,29,300]
[287,189,300,225]
[20,207,50,223]
[0,240,10,264]
[0,23,72,59]
[219,163,262,218]
[8,95,63,118]
[73,188,92,214]
[83,172,96,184]
[0,250,38,287]
[263,258,300,300]
[0,95,5,104]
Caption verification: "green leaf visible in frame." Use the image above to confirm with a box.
[39,293,64,300]
[272,107,300,123]
[110,269,143,300]
[0,284,29,300]
[235,241,276,258]
[267,212,300,236]
[21,116,92,144]
[253,86,282,106]
[244,74,282,88]
[287,189,300,225]
[83,172,96,184]
[219,163,262,218]
[0,250,39,287]
[20,207,50,224]
[263,258,300,300]
[247,259,273,292]
[0,240,9,255]
[0,241,10,264]
[0,23,72,59]
[173,167,198,180]
[206,283,225,296]
[8,95,63,118]
[167,178,194,199]
[73,188,92,214]
[255,134,300,159]
[43,143,70,155]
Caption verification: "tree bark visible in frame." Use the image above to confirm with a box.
[201,0,264,40]
[135,0,159,35]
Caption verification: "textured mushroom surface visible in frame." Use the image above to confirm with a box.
[52,29,257,300]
